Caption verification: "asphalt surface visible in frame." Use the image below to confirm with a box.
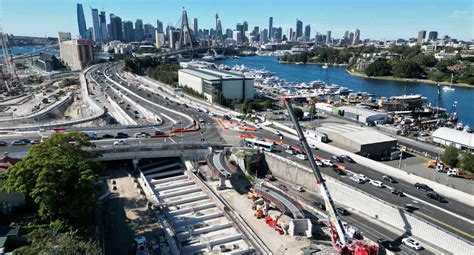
[250,128,473,242]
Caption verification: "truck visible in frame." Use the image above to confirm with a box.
[304,129,328,143]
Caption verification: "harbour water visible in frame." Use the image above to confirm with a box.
[215,56,474,127]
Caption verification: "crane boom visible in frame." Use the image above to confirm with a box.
[282,98,350,246]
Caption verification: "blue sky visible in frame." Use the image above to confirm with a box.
[1,0,472,40]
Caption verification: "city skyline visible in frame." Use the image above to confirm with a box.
[1,0,472,40]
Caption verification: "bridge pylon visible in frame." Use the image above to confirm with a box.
[178,8,197,52]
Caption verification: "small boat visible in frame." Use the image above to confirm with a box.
[442,75,455,92]
[322,63,329,69]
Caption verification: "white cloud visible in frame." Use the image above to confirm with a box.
[448,10,469,18]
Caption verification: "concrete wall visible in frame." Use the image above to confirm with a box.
[178,71,203,94]
[264,152,472,254]
[245,80,255,100]
[222,79,244,100]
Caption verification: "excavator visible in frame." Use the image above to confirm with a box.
[283,98,378,255]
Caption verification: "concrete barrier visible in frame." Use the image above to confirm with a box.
[268,121,473,206]
[105,95,137,125]
[264,152,472,254]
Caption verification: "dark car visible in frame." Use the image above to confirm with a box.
[377,239,400,251]
[427,192,448,203]
[115,132,129,139]
[331,155,344,163]
[391,189,404,197]
[415,183,433,192]
[312,201,326,211]
[0,141,7,146]
[383,175,397,183]
[332,167,345,175]
[404,204,419,212]
[154,130,165,136]
[278,184,288,191]
[19,139,31,144]
[341,155,355,163]
[336,207,349,215]
[102,134,114,139]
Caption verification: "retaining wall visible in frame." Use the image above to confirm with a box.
[264,152,472,254]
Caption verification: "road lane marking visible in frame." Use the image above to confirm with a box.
[413,210,474,239]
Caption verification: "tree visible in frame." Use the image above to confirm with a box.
[460,152,474,174]
[414,54,437,67]
[365,60,392,77]
[1,132,100,228]
[392,60,424,78]
[441,145,460,167]
[294,107,304,120]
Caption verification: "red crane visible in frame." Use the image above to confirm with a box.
[282,98,378,255]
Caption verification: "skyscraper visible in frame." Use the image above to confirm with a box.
[156,20,164,33]
[353,29,360,45]
[123,21,134,42]
[260,29,268,43]
[349,32,354,44]
[193,18,198,37]
[287,28,293,41]
[296,19,303,39]
[76,4,88,39]
[268,17,273,40]
[243,21,248,32]
[304,25,311,40]
[326,31,331,45]
[428,31,438,40]
[135,19,144,42]
[417,30,426,45]
[99,11,108,42]
[91,8,101,43]
[144,24,156,43]
[343,30,349,40]
[109,14,123,41]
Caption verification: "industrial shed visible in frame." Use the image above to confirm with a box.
[317,123,398,159]
[338,105,388,125]
[432,128,474,152]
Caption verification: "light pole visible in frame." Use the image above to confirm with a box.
[398,150,403,170]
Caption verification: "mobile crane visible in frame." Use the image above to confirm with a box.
[282,98,378,255]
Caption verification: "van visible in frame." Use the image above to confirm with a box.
[292,185,304,192]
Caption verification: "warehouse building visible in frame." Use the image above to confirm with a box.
[178,68,254,103]
[339,105,388,126]
[432,128,474,152]
[317,123,398,159]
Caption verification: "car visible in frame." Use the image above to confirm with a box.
[404,204,419,212]
[272,130,281,136]
[285,149,296,155]
[391,189,404,197]
[0,141,7,146]
[30,139,41,145]
[292,185,304,192]
[199,118,205,123]
[341,155,355,163]
[350,175,364,184]
[415,183,433,192]
[447,168,458,177]
[383,175,397,183]
[331,155,344,163]
[353,174,369,182]
[321,159,334,167]
[369,180,384,188]
[296,154,308,160]
[102,134,114,139]
[19,139,31,144]
[115,132,129,139]
[11,140,26,146]
[134,236,148,254]
[114,139,128,146]
[278,184,288,191]
[133,132,148,138]
[332,168,346,175]
[209,112,216,117]
[377,238,399,251]
[265,174,276,181]
[402,237,423,250]
[175,120,182,124]
[312,201,326,210]
[255,124,262,129]
[426,191,448,203]
[336,207,349,215]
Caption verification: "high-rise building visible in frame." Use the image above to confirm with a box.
[135,19,144,42]
[59,39,93,70]
[99,11,108,43]
[144,24,156,43]
[273,27,282,40]
[296,19,303,39]
[417,30,426,45]
[304,25,311,40]
[193,18,198,37]
[156,20,164,33]
[428,31,438,41]
[287,28,293,41]
[87,27,94,40]
[268,17,273,40]
[226,29,233,39]
[353,29,360,45]
[123,21,134,42]
[169,30,180,49]
[253,26,260,35]
[349,32,354,44]
[155,31,165,48]
[109,14,123,41]
[343,30,349,40]
[243,21,248,32]
[76,4,88,39]
[91,8,101,43]
[326,31,331,45]
[315,32,323,44]
[260,29,268,43]
[232,30,242,43]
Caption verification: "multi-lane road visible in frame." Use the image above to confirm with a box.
[1,62,471,253]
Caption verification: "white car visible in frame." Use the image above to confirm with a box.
[114,139,128,146]
[133,133,147,138]
[292,185,304,192]
[285,149,296,155]
[350,175,363,184]
[315,160,323,167]
[447,168,458,177]
[296,154,308,160]
[402,237,423,250]
[369,180,384,188]
[209,112,216,117]
[255,124,262,129]
[354,174,369,182]
[322,159,334,167]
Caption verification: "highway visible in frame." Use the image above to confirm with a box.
[0,61,471,249]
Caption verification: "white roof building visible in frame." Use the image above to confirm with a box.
[432,128,474,151]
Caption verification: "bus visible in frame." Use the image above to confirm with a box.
[244,138,274,152]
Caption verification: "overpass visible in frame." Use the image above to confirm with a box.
[134,46,236,58]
